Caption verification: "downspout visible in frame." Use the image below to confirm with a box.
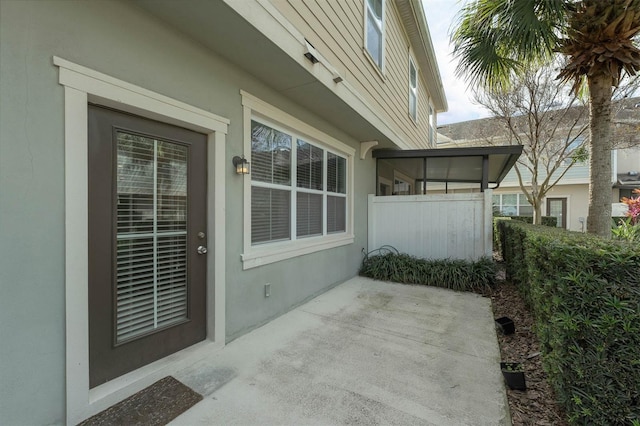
[481,155,489,192]
[422,157,427,194]
[375,158,379,196]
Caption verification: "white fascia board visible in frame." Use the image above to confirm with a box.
[222,0,414,150]
[410,0,448,111]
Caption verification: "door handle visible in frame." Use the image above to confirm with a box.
[197,245,208,255]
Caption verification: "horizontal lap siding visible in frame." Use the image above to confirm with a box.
[272,0,434,149]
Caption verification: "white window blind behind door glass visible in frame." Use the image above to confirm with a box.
[115,132,188,343]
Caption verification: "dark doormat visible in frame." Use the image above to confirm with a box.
[78,376,202,426]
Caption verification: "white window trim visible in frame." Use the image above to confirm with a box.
[493,193,533,216]
[364,0,385,72]
[54,56,228,424]
[378,176,392,195]
[408,56,418,122]
[240,91,355,270]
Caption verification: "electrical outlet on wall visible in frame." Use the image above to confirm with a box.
[265,283,271,297]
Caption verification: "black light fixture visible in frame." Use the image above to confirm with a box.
[232,156,250,175]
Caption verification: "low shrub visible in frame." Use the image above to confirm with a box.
[493,216,557,251]
[497,221,640,425]
[612,217,640,242]
[613,190,640,242]
[359,247,496,293]
[507,215,558,227]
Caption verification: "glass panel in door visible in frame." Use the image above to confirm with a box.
[115,134,189,343]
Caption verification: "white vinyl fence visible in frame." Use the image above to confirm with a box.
[367,191,493,260]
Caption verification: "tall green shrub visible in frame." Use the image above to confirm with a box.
[498,221,640,425]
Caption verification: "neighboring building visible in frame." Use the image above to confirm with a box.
[0,0,448,423]
[437,99,640,232]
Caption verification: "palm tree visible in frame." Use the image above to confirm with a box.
[452,0,640,238]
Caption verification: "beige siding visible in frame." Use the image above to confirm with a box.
[271,0,434,148]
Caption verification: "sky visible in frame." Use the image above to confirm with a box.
[422,0,492,125]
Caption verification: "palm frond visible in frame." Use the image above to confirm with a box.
[451,0,567,90]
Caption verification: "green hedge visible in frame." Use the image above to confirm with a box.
[493,217,557,251]
[359,250,496,293]
[507,215,558,227]
[497,221,640,425]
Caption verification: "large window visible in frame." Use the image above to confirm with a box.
[492,193,533,216]
[409,57,418,121]
[241,92,354,268]
[251,120,347,245]
[365,0,384,69]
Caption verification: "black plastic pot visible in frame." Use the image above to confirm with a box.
[495,316,515,335]
[500,362,526,391]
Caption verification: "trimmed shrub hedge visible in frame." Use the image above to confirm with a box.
[493,217,557,251]
[359,249,496,292]
[507,215,558,227]
[497,221,640,425]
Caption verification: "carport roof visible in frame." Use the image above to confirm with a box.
[373,145,523,191]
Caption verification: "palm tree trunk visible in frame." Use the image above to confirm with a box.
[586,75,613,238]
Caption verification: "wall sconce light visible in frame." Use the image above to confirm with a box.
[232,156,250,175]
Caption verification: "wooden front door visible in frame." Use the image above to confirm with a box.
[88,105,207,388]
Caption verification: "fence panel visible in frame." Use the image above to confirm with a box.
[367,191,492,260]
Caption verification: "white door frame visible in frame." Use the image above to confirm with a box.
[54,57,228,424]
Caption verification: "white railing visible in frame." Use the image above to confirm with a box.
[367,190,493,260]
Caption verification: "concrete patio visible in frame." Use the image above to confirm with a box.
[171,277,510,425]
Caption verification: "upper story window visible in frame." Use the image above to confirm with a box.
[365,0,384,69]
[409,57,418,121]
[241,91,355,269]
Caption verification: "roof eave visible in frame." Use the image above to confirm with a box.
[395,0,448,113]
[373,145,523,186]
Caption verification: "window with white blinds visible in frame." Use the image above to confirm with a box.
[250,119,348,245]
[115,132,188,343]
[365,0,384,69]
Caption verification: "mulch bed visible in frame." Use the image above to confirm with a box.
[485,276,568,426]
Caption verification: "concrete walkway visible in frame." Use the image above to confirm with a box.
[171,277,510,425]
